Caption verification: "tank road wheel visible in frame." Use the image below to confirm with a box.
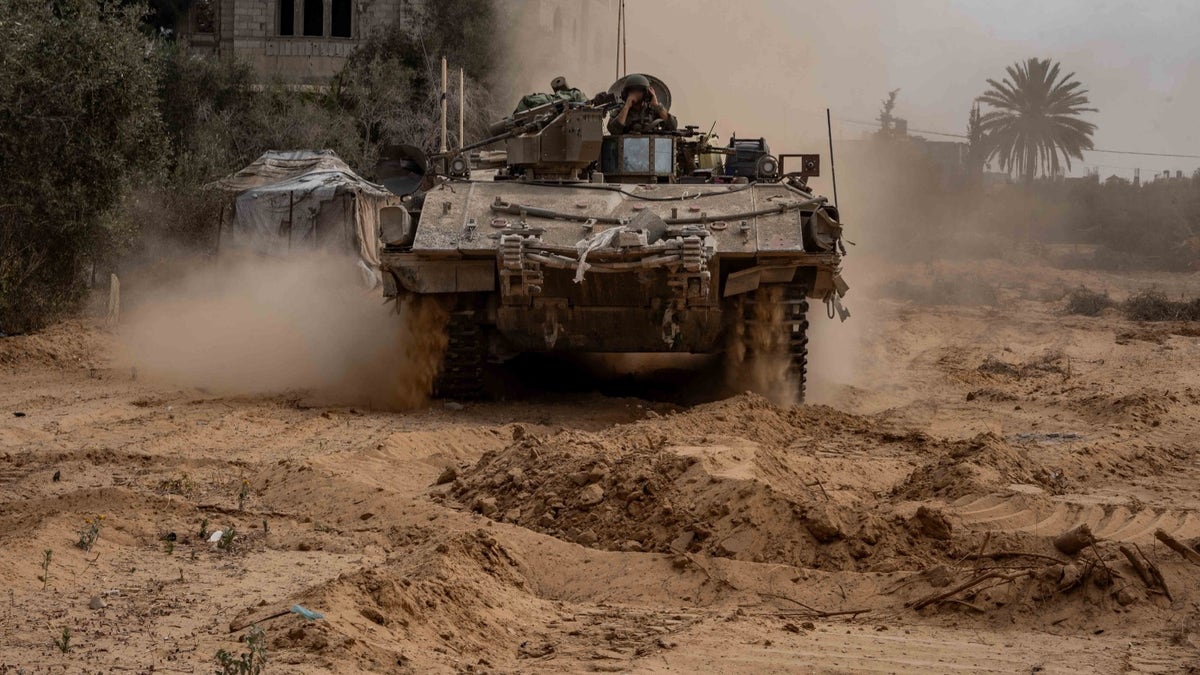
[433,298,488,400]
[728,282,810,403]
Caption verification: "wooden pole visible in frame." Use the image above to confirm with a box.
[214,201,224,258]
[458,67,465,150]
[287,191,294,253]
[106,274,120,328]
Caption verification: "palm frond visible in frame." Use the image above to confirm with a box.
[977,57,1097,180]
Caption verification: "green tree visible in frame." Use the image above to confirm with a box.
[0,0,166,333]
[978,58,1097,183]
[875,88,902,140]
[334,0,500,160]
[966,102,985,175]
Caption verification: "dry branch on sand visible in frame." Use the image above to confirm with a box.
[1154,529,1200,566]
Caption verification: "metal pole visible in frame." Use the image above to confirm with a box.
[826,108,839,211]
[458,67,465,150]
[440,57,448,156]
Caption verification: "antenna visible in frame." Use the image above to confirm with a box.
[622,0,627,76]
[614,1,625,80]
[826,108,839,211]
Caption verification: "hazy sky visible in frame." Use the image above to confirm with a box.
[584,0,1200,180]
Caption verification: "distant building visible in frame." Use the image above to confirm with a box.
[176,0,424,86]
[174,0,614,89]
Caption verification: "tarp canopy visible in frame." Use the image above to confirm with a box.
[211,150,395,281]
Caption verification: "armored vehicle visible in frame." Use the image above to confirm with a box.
[376,74,848,401]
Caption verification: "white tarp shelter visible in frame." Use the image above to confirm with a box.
[212,150,397,281]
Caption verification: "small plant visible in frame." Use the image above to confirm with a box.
[165,539,175,555]
[53,626,72,653]
[39,549,52,589]
[1065,286,1112,316]
[237,479,250,512]
[218,527,237,552]
[199,517,209,540]
[215,624,267,674]
[158,473,195,496]
[76,514,104,552]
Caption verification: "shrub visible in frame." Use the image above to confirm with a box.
[1065,287,1112,316]
[1121,290,1200,322]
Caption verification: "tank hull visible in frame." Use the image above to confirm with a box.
[380,180,843,355]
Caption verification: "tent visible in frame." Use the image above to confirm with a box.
[211,150,399,283]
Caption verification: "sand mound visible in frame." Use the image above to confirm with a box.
[451,395,965,572]
[1070,389,1175,428]
[262,529,536,671]
[894,432,1062,500]
[0,320,106,369]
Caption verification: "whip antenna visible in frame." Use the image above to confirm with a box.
[826,108,839,211]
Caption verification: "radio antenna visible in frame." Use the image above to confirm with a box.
[826,108,839,211]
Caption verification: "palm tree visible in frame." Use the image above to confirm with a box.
[978,58,1097,182]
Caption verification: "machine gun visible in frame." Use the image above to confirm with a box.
[431,92,621,180]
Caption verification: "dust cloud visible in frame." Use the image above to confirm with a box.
[117,254,446,409]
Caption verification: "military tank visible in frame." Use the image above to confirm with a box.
[375,74,849,401]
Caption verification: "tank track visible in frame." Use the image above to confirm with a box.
[782,283,810,402]
[738,281,811,403]
[433,304,487,400]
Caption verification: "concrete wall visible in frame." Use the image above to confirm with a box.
[181,0,421,85]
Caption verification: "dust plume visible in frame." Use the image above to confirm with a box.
[117,254,447,409]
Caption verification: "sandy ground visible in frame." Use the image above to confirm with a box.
[4,259,1200,673]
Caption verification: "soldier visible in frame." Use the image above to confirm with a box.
[607,74,676,135]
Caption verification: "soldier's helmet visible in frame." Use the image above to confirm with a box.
[621,73,651,98]
[550,76,569,92]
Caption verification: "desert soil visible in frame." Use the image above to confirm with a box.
[3,259,1200,673]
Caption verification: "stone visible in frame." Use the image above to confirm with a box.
[909,506,953,540]
[802,504,844,543]
[670,531,696,552]
[473,497,498,516]
[1114,586,1139,606]
[88,596,106,610]
[715,529,755,557]
[434,467,457,485]
[587,463,610,483]
[578,483,605,507]
[575,528,598,546]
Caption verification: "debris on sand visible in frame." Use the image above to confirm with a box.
[1052,524,1096,556]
